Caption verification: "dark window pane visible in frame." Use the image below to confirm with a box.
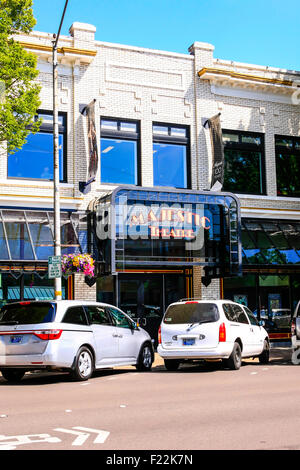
[62,306,88,325]
[276,152,300,197]
[153,143,187,188]
[223,149,264,195]
[164,303,219,324]
[0,302,56,324]
[85,305,112,325]
[8,132,64,180]
[101,138,137,184]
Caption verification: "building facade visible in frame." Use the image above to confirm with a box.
[1,23,299,344]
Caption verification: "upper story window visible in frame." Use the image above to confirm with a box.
[8,111,67,182]
[275,135,300,197]
[222,130,266,196]
[100,118,140,185]
[153,124,190,189]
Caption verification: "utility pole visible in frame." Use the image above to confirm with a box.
[52,0,69,300]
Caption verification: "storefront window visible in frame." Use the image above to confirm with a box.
[153,124,189,188]
[8,112,66,181]
[222,130,266,195]
[100,118,139,185]
[275,135,300,197]
[0,273,67,307]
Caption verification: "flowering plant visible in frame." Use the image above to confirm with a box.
[61,254,95,278]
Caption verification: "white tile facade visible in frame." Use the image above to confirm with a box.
[3,23,300,300]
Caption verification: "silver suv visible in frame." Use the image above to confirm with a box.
[0,300,154,382]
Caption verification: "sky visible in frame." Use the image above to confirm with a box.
[32,0,300,71]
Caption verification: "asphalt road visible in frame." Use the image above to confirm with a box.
[1,348,300,452]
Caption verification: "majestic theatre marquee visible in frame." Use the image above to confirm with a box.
[94,186,242,279]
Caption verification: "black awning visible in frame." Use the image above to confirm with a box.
[241,218,300,267]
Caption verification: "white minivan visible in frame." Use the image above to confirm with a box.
[157,299,269,371]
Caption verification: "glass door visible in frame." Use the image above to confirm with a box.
[118,273,186,347]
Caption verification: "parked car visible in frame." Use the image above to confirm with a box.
[0,300,154,383]
[291,301,300,349]
[270,309,292,329]
[157,299,269,371]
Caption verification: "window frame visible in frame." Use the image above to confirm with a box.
[7,109,67,183]
[275,134,300,198]
[100,117,141,186]
[152,122,191,189]
[222,129,266,196]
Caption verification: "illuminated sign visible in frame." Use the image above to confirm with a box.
[129,207,210,239]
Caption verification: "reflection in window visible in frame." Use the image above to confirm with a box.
[0,210,87,261]
[8,112,66,181]
[101,138,137,184]
[153,124,189,189]
[275,135,300,197]
[5,223,34,260]
[241,219,300,265]
[100,119,139,185]
[222,130,265,195]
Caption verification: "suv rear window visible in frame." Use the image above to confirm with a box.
[164,303,219,324]
[0,302,56,325]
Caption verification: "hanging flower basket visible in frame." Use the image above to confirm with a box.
[61,254,95,278]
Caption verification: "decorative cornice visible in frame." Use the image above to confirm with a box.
[198,67,294,86]
[18,41,97,64]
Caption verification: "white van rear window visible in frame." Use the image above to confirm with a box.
[164,303,219,324]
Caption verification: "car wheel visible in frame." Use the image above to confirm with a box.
[164,359,180,371]
[259,340,270,364]
[1,369,25,383]
[71,347,94,381]
[136,344,153,371]
[224,342,242,370]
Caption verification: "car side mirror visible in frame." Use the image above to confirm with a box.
[259,320,265,327]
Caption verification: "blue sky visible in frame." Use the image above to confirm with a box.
[32,0,300,71]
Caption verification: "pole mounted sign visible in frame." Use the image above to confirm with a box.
[48,256,62,279]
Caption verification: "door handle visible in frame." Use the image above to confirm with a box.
[112,334,119,338]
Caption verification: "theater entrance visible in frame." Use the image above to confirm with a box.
[118,273,186,347]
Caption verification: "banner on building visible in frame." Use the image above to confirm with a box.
[79,99,99,194]
[204,113,224,191]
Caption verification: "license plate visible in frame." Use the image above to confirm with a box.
[10,335,23,344]
[183,338,195,346]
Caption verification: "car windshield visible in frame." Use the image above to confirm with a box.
[163,303,219,324]
[0,302,56,325]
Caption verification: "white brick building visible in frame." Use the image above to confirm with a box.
[1,22,299,343]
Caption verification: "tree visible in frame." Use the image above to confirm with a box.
[0,0,41,154]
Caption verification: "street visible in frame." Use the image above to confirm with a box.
[0,348,300,452]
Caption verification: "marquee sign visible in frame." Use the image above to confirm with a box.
[94,186,242,277]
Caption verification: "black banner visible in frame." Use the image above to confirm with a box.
[79,99,98,193]
[204,113,224,190]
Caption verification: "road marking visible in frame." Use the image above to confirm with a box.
[0,433,61,450]
[54,427,110,446]
[250,372,258,375]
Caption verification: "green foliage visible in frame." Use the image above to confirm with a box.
[0,0,41,154]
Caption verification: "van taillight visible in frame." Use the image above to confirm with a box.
[158,326,162,345]
[219,323,226,342]
[33,330,63,340]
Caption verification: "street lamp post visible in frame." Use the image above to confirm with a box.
[52,0,69,300]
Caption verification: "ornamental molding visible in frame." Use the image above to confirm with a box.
[198,67,299,98]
